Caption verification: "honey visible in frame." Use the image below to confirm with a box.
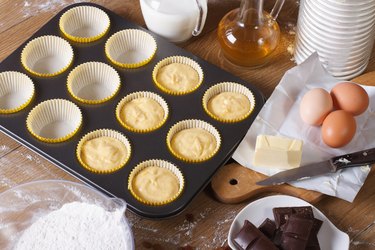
[217,0,283,68]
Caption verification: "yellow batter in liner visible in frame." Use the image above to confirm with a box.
[120,97,164,130]
[171,128,217,161]
[156,63,199,92]
[207,92,251,121]
[132,166,180,203]
[80,136,128,171]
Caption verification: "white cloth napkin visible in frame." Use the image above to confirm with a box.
[233,53,375,202]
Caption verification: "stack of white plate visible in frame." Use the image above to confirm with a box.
[294,0,375,79]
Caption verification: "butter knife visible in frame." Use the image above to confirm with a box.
[256,148,375,186]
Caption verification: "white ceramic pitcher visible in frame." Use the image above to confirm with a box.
[140,0,208,43]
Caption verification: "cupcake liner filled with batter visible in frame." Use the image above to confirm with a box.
[76,129,131,174]
[128,159,184,206]
[166,119,221,163]
[116,91,169,133]
[202,82,256,123]
[152,56,204,95]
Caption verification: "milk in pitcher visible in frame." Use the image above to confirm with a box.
[140,0,207,43]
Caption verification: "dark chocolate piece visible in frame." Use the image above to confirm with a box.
[292,206,314,219]
[272,229,283,247]
[233,220,278,250]
[233,220,258,249]
[273,206,314,229]
[258,218,276,240]
[273,207,293,229]
[306,218,323,250]
[281,215,314,250]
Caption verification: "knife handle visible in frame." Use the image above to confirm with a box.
[332,148,375,171]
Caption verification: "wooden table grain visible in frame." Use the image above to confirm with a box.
[1,1,375,249]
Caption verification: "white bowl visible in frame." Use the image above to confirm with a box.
[228,195,349,250]
[0,180,135,250]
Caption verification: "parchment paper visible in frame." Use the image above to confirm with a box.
[233,53,375,202]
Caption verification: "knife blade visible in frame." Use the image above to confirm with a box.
[256,148,375,186]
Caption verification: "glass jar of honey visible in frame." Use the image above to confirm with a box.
[218,0,285,67]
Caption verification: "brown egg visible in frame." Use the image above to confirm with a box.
[299,88,333,126]
[321,110,356,148]
[330,82,369,116]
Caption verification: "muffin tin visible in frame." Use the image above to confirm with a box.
[0,3,264,218]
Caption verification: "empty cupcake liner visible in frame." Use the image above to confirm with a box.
[202,82,256,123]
[0,71,34,114]
[128,159,184,206]
[76,129,132,174]
[166,119,221,163]
[59,5,110,43]
[152,56,204,95]
[105,29,157,68]
[21,35,74,77]
[116,91,169,133]
[67,61,121,104]
[26,99,82,143]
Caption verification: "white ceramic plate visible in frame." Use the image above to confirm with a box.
[228,195,349,250]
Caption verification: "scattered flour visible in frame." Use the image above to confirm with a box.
[14,202,130,250]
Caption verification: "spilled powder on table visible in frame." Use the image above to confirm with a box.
[351,241,375,247]
[0,145,10,153]
[22,0,91,18]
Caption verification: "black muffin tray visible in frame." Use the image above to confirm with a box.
[0,3,264,218]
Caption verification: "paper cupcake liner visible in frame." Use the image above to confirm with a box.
[59,6,110,43]
[128,159,184,206]
[116,91,169,133]
[105,29,157,68]
[202,82,256,123]
[26,99,82,143]
[0,71,35,114]
[67,62,121,104]
[76,129,132,174]
[21,35,73,77]
[152,56,204,95]
[166,119,221,163]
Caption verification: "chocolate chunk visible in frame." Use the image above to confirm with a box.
[258,218,276,239]
[292,206,314,219]
[281,215,314,250]
[306,218,323,250]
[273,206,314,229]
[273,207,293,229]
[233,220,278,250]
[233,220,258,249]
[272,229,283,247]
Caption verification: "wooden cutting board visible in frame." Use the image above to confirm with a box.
[211,71,375,204]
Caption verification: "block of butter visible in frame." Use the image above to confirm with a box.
[252,135,303,169]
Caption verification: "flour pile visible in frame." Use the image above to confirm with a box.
[14,202,129,250]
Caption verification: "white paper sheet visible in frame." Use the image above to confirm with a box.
[233,53,374,202]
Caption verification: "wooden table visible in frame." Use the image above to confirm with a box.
[1,1,375,249]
